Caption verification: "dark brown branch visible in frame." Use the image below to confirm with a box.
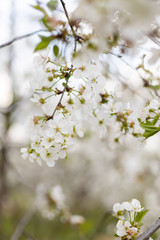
[48,65,74,120]
[147,33,160,47]
[59,0,85,51]
[0,29,47,49]
[135,218,160,240]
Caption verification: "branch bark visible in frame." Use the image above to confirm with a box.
[0,29,46,49]
[135,218,160,240]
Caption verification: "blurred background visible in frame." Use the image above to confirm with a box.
[1,0,160,240]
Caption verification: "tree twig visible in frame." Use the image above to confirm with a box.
[48,65,74,120]
[146,33,160,47]
[11,205,35,240]
[0,29,47,49]
[90,210,112,240]
[59,0,85,51]
[135,218,160,240]
[105,51,160,98]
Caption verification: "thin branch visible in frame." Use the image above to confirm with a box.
[90,211,112,240]
[48,65,74,120]
[105,51,160,98]
[105,50,135,70]
[11,205,35,240]
[147,33,160,47]
[23,231,38,240]
[135,218,160,240]
[105,51,143,97]
[118,44,153,53]
[59,0,85,51]
[0,29,47,49]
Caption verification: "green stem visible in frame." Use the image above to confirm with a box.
[44,93,56,101]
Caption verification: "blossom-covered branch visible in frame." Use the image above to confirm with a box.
[48,65,74,120]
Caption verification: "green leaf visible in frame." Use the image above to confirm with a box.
[138,117,160,139]
[135,210,149,223]
[53,45,59,57]
[143,130,159,139]
[114,234,119,238]
[32,5,47,15]
[34,35,54,52]
[151,115,159,125]
[137,222,143,227]
[151,84,160,90]
[47,0,58,11]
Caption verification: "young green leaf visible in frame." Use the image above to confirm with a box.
[138,117,160,139]
[135,210,149,223]
[32,5,47,16]
[34,35,54,52]
[53,45,59,57]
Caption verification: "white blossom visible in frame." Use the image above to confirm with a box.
[131,199,143,212]
[69,215,85,226]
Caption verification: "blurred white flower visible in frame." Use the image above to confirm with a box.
[20,147,29,160]
[69,215,85,226]
[50,185,65,209]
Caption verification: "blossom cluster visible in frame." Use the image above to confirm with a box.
[36,185,85,226]
[21,50,143,167]
[113,199,148,240]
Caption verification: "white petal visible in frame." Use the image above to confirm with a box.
[47,160,55,167]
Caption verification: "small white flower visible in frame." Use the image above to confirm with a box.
[54,132,64,143]
[20,148,29,160]
[116,220,128,237]
[116,220,138,238]
[121,202,133,211]
[149,99,159,110]
[127,226,138,236]
[69,215,85,226]
[131,199,143,212]
[33,48,50,70]
[75,124,84,137]
[28,152,37,163]
[58,150,66,159]
[113,203,124,215]
[47,159,55,167]
[41,148,58,167]
[41,137,54,149]
[50,185,65,209]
